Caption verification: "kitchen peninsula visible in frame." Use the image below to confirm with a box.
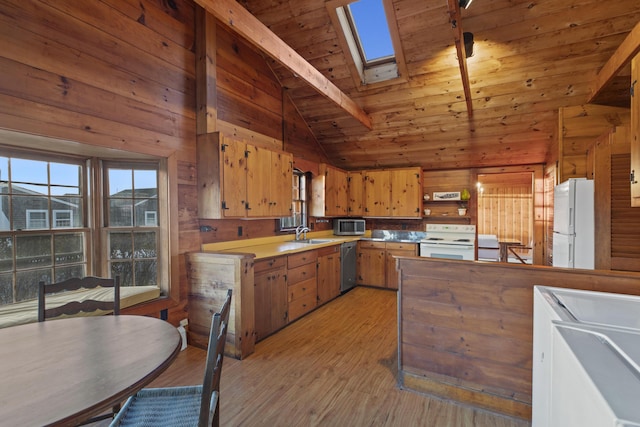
[396,256,640,420]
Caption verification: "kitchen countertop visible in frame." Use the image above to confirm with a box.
[200,230,422,259]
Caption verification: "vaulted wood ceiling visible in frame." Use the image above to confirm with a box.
[233,0,639,171]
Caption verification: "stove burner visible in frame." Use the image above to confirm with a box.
[454,238,471,242]
[426,237,444,241]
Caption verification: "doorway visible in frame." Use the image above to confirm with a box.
[476,172,534,263]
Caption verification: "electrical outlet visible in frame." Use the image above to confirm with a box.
[179,318,188,327]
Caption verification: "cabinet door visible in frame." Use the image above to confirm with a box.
[390,168,422,217]
[254,269,272,341]
[356,242,386,287]
[246,144,272,217]
[317,247,341,305]
[325,166,349,217]
[364,170,390,217]
[221,140,248,217]
[271,151,293,216]
[631,54,640,206]
[385,243,418,290]
[270,268,288,333]
[348,171,365,217]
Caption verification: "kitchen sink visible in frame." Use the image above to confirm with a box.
[290,238,337,244]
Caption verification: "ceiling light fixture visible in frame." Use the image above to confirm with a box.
[459,0,473,9]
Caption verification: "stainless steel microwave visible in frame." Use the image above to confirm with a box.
[333,219,366,235]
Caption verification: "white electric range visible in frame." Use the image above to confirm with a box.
[419,224,476,260]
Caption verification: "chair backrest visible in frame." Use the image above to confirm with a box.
[38,276,121,322]
[199,289,232,427]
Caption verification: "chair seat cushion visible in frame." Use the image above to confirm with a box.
[110,385,203,426]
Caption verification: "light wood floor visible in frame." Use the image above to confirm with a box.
[96,287,531,426]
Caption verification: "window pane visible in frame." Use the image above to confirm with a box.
[134,231,157,258]
[134,169,156,190]
[0,236,12,271]
[54,233,84,265]
[55,265,85,282]
[135,198,157,227]
[135,260,157,286]
[110,232,133,259]
[16,235,51,269]
[11,158,47,185]
[53,196,82,227]
[110,199,133,226]
[108,169,132,196]
[111,261,132,286]
[0,272,12,305]
[348,0,394,62]
[16,268,51,302]
[0,194,8,231]
[50,163,80,188]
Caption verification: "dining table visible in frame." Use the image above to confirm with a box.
[0,315,181,427]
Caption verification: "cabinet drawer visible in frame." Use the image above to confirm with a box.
[288,278,316,302]
[288,250,318,269]
[359,240,385,249]
[385,242,417,252]
[287,262,316,284]
[288,293,317,321]
[317,244,340,257]
[254,256,286,273]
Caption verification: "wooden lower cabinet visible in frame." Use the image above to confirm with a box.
[317,245,341,305]
[287,250,318,321]
[254,256,287,341]
[385,242,418,290]
[356,241,386,287]
[357,241,418,289]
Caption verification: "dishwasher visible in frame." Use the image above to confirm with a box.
[340,241,357,293]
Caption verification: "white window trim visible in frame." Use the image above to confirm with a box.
[26,209,48,229]
[144,211,157,226]
[53,210,73,228]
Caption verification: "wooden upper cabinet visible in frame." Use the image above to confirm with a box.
[364,167,422,218]
[348,171,365,217]
[364,170,391,217]
[271,151,294,216]
[390,167,422,218]
[311,163,348,217]
[221,137,248,217]
[631,53,640,206]
[197,133,292,219]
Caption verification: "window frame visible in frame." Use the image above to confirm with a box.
[327,0,408,89]
[0,143,174,307]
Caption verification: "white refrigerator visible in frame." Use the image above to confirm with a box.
[552,178,594,269]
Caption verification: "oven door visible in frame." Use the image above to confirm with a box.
[419,242,475,260]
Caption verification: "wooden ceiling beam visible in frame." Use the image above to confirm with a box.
[588,21,640,103]
[446,0,474,123]
[194,0,373,130]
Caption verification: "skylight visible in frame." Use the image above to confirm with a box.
[346,0,394,65]
[328,0,406,87]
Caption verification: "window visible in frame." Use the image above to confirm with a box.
[104,163,160,287]
[0,148,168,307]
[280,169,307,230]
[0,153,87,305]
[328,0,407,87]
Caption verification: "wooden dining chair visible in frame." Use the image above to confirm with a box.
[38,276,121,322]
[110,289,232,427]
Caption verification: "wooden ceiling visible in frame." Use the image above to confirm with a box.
[235,0,639,171]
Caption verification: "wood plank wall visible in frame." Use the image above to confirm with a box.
[397,257,640,420]
[557,104,630,182]
[0,0,328,324]
[611,153,640,270]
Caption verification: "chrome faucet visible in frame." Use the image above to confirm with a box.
[295,225,310,241]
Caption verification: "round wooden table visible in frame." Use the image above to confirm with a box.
[0,315,181,427]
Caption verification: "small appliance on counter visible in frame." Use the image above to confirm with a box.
[333,218,365,236]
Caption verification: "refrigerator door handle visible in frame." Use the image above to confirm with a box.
[568,242,573,265]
